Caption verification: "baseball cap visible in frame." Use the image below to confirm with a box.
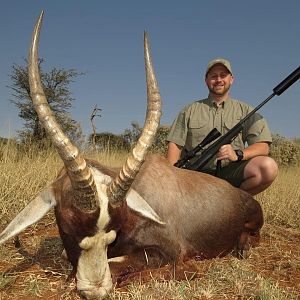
[205,58,232,76]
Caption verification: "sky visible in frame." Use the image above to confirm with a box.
[0,0,299,140]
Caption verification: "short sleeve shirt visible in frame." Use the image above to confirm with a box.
[167,97,272,170]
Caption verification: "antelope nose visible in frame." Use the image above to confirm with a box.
[79,288,108,300]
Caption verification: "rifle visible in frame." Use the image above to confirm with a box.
[174,128,221,168]
[176,66,300,171]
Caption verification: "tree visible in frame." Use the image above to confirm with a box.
[149,125,170,154]
[90,105,102,151]
[87,121,170,154]
[122,121,142,147]
[121,122,170,154]
[9,59,84,145]
[88,132,130,151]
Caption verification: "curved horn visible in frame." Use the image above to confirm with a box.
[107,32,162,207]
[28,11,98,212]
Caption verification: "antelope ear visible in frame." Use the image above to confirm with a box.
[126,189,165,225]
[0,187,56,245]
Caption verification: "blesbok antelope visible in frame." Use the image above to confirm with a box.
[0,11,264,300]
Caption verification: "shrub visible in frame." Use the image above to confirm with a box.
[269,134,300,166]
[88,132,130,152]
[149,125,170,154]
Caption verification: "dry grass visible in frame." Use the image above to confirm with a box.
[0,143,128,227]
[256,167,300,228]
[0,142,300,299]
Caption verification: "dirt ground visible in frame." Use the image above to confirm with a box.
[0,219,299,300]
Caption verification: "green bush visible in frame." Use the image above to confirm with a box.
[120,123,170,155]
[149,125,170,155]
[269,134,300,166]
[88,132,130,152]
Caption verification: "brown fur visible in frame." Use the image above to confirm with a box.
[52,154,263,279]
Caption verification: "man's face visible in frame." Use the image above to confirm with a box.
[205,64,234,97]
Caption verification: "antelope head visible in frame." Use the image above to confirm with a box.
[0,11,162,299]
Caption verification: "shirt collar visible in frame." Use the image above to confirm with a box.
[206,95,232,109]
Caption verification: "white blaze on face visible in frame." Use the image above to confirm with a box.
[76,169,116,299]
[77,229,116,299]
[75,167,165,299]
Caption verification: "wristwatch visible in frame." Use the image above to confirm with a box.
[235,149,244,161]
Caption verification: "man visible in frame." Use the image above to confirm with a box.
[167,58,278,195]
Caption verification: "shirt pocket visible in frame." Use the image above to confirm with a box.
[186,120,211,150]
[223,119,244,150]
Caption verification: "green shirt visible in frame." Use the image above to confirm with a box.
[167,96,272,170]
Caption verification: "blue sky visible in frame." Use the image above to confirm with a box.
[0,0,299,139]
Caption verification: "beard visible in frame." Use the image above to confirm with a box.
[208,83,231,97]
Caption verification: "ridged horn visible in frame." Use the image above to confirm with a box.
[28,11,99,212]
[107,32,162,207]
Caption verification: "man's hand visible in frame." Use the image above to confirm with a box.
[217,144,238,161]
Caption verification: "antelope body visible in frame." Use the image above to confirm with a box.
[0,12,263,300]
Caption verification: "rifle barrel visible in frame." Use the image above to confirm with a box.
[273,66,300,96]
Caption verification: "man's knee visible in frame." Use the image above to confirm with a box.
[260,157,278,182]
[245,156,278,183]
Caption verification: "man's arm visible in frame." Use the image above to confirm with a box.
[167,142,182,165]
[242,142,270,160]
[217,142,270,162]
